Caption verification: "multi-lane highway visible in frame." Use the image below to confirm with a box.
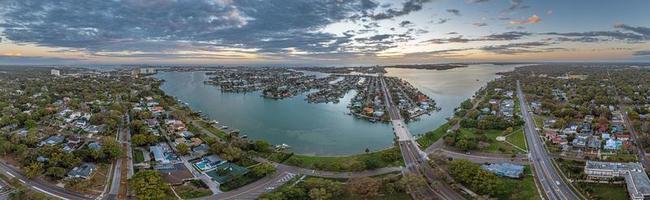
[517,80,579,200]
[380,76,464,200]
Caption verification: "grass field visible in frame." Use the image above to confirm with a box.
[133,149,144,163]
[502,166,541,200]
[458,128,524,154]
[283,148,404,172]
[506,127,527,151]
[575,182,628,200]
[416,122,452,148]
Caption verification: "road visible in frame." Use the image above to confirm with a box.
[380,76,464,200]
[0,161,92,200]
[517,80,579,200]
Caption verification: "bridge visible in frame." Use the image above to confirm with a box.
[379,75,464,200]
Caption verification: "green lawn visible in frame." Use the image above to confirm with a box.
[417,122,452,148]
[173,180,213,199]
[502,166,541,200]
[533,115,547,130]
[283,148,404,172]
[506,127,527,151]
[194,120,227,139]
[133,149,144,163]
[575,183,628,200]
[458,128,524,154]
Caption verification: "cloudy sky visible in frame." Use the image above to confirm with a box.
[1,0,649,65]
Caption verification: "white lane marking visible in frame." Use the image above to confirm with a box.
[18,179,25,184]
[6,172,15,178]
[33,186,70,200]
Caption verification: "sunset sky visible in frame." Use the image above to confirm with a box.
[1,0,649,65]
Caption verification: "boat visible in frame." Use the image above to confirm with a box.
[210,120,219,124]
[220,126,229,129]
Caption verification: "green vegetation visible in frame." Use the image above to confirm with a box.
[283,148,403,172]
[575,183,628,200]
[260,174,409,200]
[416,122,452,148]
[445,128,524,154]
[502,166,541,200]
[220,163,275,191]
[173,180,213,199]
[448,159,507,197]
[506,127,527,151]
[129,170,174,200]
[134,149,145,163]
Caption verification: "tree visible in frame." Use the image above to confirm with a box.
[46,167,67,179]
[129,170,172,200]
[348,177,380,200]
[132,134,149,146]
[309,188,332,200]
[25,162,44,179]
[251,162,276,177]
[254,140,271,152]
[102,137,123,159]
[220,146,242,161]
[399,173,427,194]
[176,143,190,155]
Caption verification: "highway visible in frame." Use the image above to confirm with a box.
[380,76,464,200]
[516,80,579,200]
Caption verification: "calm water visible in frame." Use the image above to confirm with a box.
[154,64,517,155]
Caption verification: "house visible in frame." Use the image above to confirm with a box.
[40,135,65,146]
[67,163,97,179]
[190,138,203,146]
[482,163,524,178]
[584,161,650,200]
[604,139,623,150]
[146,119,159,128]
[587,137,601,149]
[88,142,102,150]
[192,144,209,155]
[177,131,194,138]
[150,145,170,164]
[572,136,587,148]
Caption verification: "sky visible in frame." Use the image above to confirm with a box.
[0,0,650,66]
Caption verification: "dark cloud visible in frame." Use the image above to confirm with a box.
[399,20,414,27]
[472,22,488,27]
[446,9,462,16]
[480,41,551,54]
[633,50,650,56]
[615,24,650,37]
[0,55,85,64]
[425,31,531,44]
[0,0,378,54]
[430,18,450,24]
[484,31,531,40]
[545,31,646,41]
[502,0,529,13]
[369,0,432,20]
[447,32,458,35]
[466,0,489,3]
[556,37,601,43]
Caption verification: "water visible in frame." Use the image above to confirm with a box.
[154,64,517,156]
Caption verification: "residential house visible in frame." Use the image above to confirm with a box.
[67,163,97,179]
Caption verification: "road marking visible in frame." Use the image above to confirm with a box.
[33,186,70,200]
[18,179,25,184]
[5,172,15,178]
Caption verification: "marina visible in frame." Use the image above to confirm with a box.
[155,64,517,155]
